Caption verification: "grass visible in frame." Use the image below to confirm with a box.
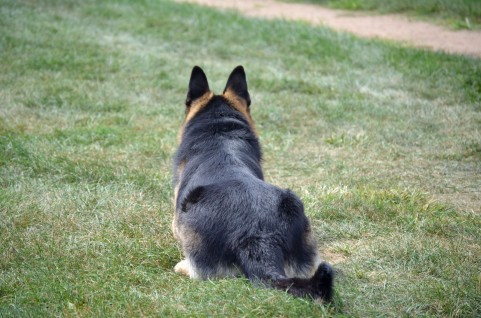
[1,0,480,316]
[284,0,481,29]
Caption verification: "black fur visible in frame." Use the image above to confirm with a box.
[273,262,334,301]
[223,65,251,106]
[173,66,333,301]
[185,66,209,107]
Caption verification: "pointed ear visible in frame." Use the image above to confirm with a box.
[186,66,210,107]
[223,65,251,107]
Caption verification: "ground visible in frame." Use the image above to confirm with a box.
[179,0,481,57]
[1,0,480,316]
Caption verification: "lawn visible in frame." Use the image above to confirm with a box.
[285,0,481,29]
[1,0,480,316]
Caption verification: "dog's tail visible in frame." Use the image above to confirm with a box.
[237,244,334,301]
[268,262,334,301]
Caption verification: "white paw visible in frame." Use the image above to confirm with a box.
[174,259,200,279]
[174,259,190,276]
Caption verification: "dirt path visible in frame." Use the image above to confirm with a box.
[178,0,481,58]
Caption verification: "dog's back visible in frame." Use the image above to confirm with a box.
[172,66,333,301]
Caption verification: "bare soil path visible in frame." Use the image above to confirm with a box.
[178,0,481,58]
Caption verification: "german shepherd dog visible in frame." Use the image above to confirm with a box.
[172,66,333,301]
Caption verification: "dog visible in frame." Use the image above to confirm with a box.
[172,65,333,301]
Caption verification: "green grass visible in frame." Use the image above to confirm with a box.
[284,0,481,29]
[1,0,481,316]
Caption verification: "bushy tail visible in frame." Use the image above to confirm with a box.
[268,262,334,301]
[242,260,334,302]
[236,238,334,301]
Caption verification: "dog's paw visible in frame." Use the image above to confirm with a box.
[174,259,190,276]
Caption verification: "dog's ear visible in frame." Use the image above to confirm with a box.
[223,65,251,107]
[186,66,210,107]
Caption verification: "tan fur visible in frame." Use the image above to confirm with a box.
[172,160,186,240]
[303,226,323,277]
[223,88,257,136]
[173,220,202,269]
[284,226,322,278]
[284,252,321,279]
[173,160,186,210]
[172,161,200,258]
[171,204,180,240]
[177,91,214,143]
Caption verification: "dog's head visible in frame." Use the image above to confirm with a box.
[179,65,256,141]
